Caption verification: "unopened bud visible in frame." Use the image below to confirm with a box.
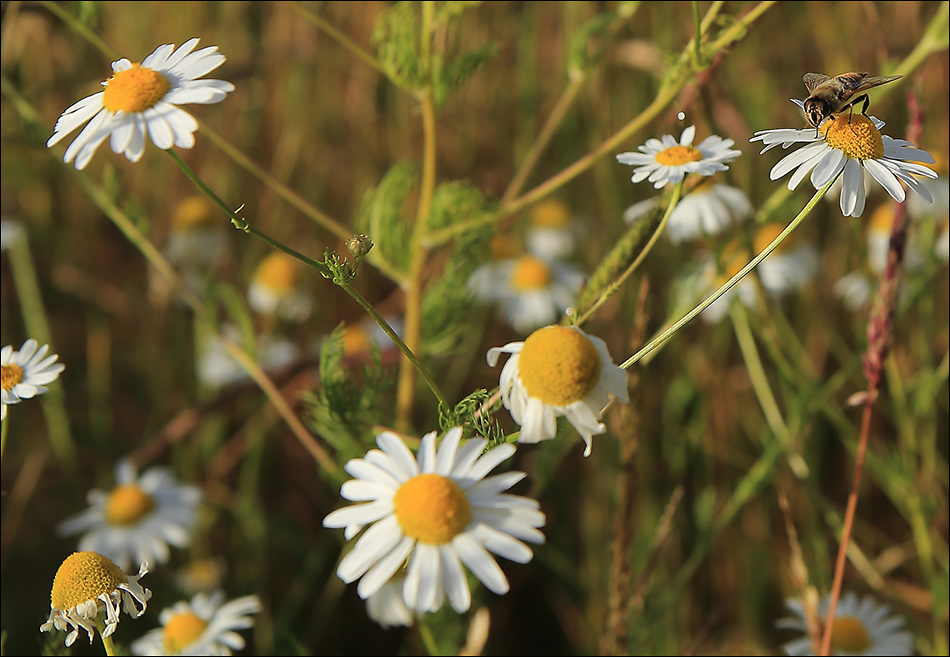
[346,234,374,259]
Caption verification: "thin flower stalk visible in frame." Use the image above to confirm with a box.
[620,177,836,370]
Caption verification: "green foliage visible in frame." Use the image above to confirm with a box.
[567,1,640,76]
[373,1,426,91]
[354,162,418,277]
[432,42,499,108]
[439,388,505,446]
[302,323,392,462]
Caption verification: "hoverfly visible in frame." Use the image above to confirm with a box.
[801,72,901,135]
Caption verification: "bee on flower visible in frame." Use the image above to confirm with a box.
[750,109,936,218]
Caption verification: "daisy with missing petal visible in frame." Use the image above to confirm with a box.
[616,125,741,189]
[130,591,262,656]
[750,110,937,217]
[1,338,65,422]
[323,427,546,614]
[40,551,150,648]
[487,325,629,456]
[58,458,202,572]
[777,590,913,656]
[48,38,234,170]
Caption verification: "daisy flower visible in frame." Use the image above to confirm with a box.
[750,222,820,294]
[776,590,913,656]
[323,427,546,614]
[47,38,234,170]
[525,198,578,259]
[197,325,299,390]
[616,124,741,189]
[57,458,202,572]
[1,338,65,422]
[40,551,151,648]
[487,325,629,456]
[469,254,585,335]
[365,575,415,629]
[624,179,753,243]
[247,251,311,322]
[130,591,262,656]
[750,110,937,217]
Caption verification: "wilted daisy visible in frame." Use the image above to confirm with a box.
[469,254,584,335]
[776,590,913,656]
[47,38,234,170]
[1,338,65,422]
[323,427,546,614]
[487,325,629,456]
[616,124,741,189]
[130,591,261,656]
[40,551,150,648]
[624,179,753,243]
[750,110,937,217]
[247,251,311,322]
[58,458,202,572]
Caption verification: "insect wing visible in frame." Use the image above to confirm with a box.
[852,74,902,95]
[803,73,831,94]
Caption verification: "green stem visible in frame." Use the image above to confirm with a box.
[620,176,836,370]
[95,617,116,656]
[729,303,809,479]
[38,0,121,59]
[576,180,683,327]
[288,1,388,76]
[0,415,9,461]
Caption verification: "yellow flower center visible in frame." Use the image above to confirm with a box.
[173,197,216,232]
[105,485,156,526]
[517,326,602,405]
[1,363,24,391]
[511,255,553,291]
[102,64,171,113]
[163,611,209,654]
[530,199,571,228]
[752,223,792,255]
[829,615,873,654]
[254,253,300,293]
[50,551,127,612]
[393,473,471,544]
[822,115,884,161]
[655,145,704,166]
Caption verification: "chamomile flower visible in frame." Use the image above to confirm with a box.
[130,591,262,656]
[616,125,741,189]
[623,180,753,243]
[750,111,937,218]
[58,458,202,572]
[683,247,759,325]
[470,254,584,335]
[750,222,820,294]
[323,427,546,614]
[487,325,629,456]
[40,551,151,647]
[777,591,913,656]
[47,38,234,170]
[526,198,578,259]
[1,338,65,422]
[365,575,415,629]
[247,252,311,322]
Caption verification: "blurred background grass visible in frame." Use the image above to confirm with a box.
[1,1,948,655]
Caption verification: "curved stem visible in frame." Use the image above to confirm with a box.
[620,176,835,370]
[289,1,388,76]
